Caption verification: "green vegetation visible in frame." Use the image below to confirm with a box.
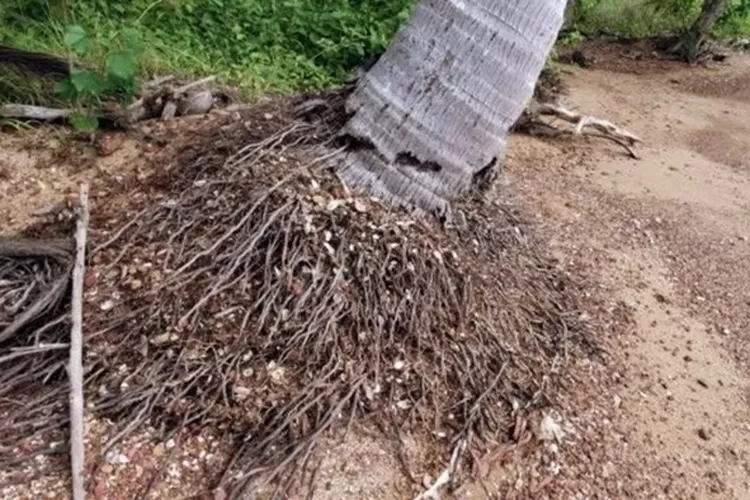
[567,0,750,39]
[1,0,413,95]
[55,24,142,131]
[1,0,749,99]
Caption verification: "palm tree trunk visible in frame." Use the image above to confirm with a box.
[335,0,566,215]
[680,0,728,62]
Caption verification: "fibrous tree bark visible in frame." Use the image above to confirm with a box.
[335,0,567,215]
[677,0,728,62]
[0,44,70,78]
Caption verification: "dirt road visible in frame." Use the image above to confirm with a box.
[501,49,750,498]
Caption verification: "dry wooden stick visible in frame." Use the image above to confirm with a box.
[534,102,642,144]
[515,101,643,158]
[413,438,466,500]
[0,104,72,121]
[69,183,89,500]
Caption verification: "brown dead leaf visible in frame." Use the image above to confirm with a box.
[96,133,126,157]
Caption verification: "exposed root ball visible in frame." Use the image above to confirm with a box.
[0,98,591,496]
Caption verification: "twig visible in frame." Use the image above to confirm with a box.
[0,104,72,121]
[413,439,467,500]
[69,183,89,500]
[145,74,176,89]
[0,343,69,365]
[174,75,217,94]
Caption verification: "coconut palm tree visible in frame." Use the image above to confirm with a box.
[335,0,567,215]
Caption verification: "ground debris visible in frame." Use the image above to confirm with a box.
[0,92,593,497]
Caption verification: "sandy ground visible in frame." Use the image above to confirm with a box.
[495,49,750,498]
[1,46,750,499]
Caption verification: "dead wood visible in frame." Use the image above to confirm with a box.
[0,238,73,344]
[0,104,72,121]
[68,184,89,500]
[514,101,642,158]
[0,44,70,78]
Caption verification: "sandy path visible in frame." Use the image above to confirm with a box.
[501,51,750,498]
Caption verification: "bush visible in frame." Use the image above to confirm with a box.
[569,0,750,38]
[0,0,415,94]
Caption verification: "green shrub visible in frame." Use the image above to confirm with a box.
[1,0,415,94]
[569,0,750,38]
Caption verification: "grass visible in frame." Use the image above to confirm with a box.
[1,0,749,105]
[570,0,750,39]
[0,0,414,96]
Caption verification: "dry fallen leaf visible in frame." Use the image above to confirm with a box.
[327,199,346,211]
[540,414,565,443]
[312,194,327,206]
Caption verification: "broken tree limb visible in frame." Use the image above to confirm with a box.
[144,74,176,90]
[0,104,72,121]
[535,103,642,144]
[514,101,642,158]
[174,75,217,94]
[126,75,218,123]
[69,183,89,500]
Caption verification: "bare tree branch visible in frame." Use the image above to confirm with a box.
[69,183,89,500]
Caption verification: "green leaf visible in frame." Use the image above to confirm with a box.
[120,28,143,55]
[69,113,99,132]
[106,50,137,81]
[54,79,77,100]
[63,25,92,55]
[70,70,105,97]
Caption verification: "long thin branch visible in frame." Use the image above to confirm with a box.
[174,75,217,94]
[69,183,89,500]
[0,104,72,121]
[413,439,467,500]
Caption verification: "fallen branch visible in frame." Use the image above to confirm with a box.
[127,75,218,123]
[69,183,89,500]
[144,74,176,90]
[514,102,642,159]
[174,75,217,94]
[535,103,642,144]
[0,104,71,121]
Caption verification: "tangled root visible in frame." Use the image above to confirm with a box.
[1,94,592,496]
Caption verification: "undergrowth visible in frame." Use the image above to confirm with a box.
[567,0,750,40]
[1,0,749,104]
[0,0,414,95]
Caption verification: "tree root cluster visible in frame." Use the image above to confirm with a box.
[0,91,595,497]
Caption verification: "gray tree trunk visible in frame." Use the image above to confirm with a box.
[335,0,566,215]
[681,0,728,62]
